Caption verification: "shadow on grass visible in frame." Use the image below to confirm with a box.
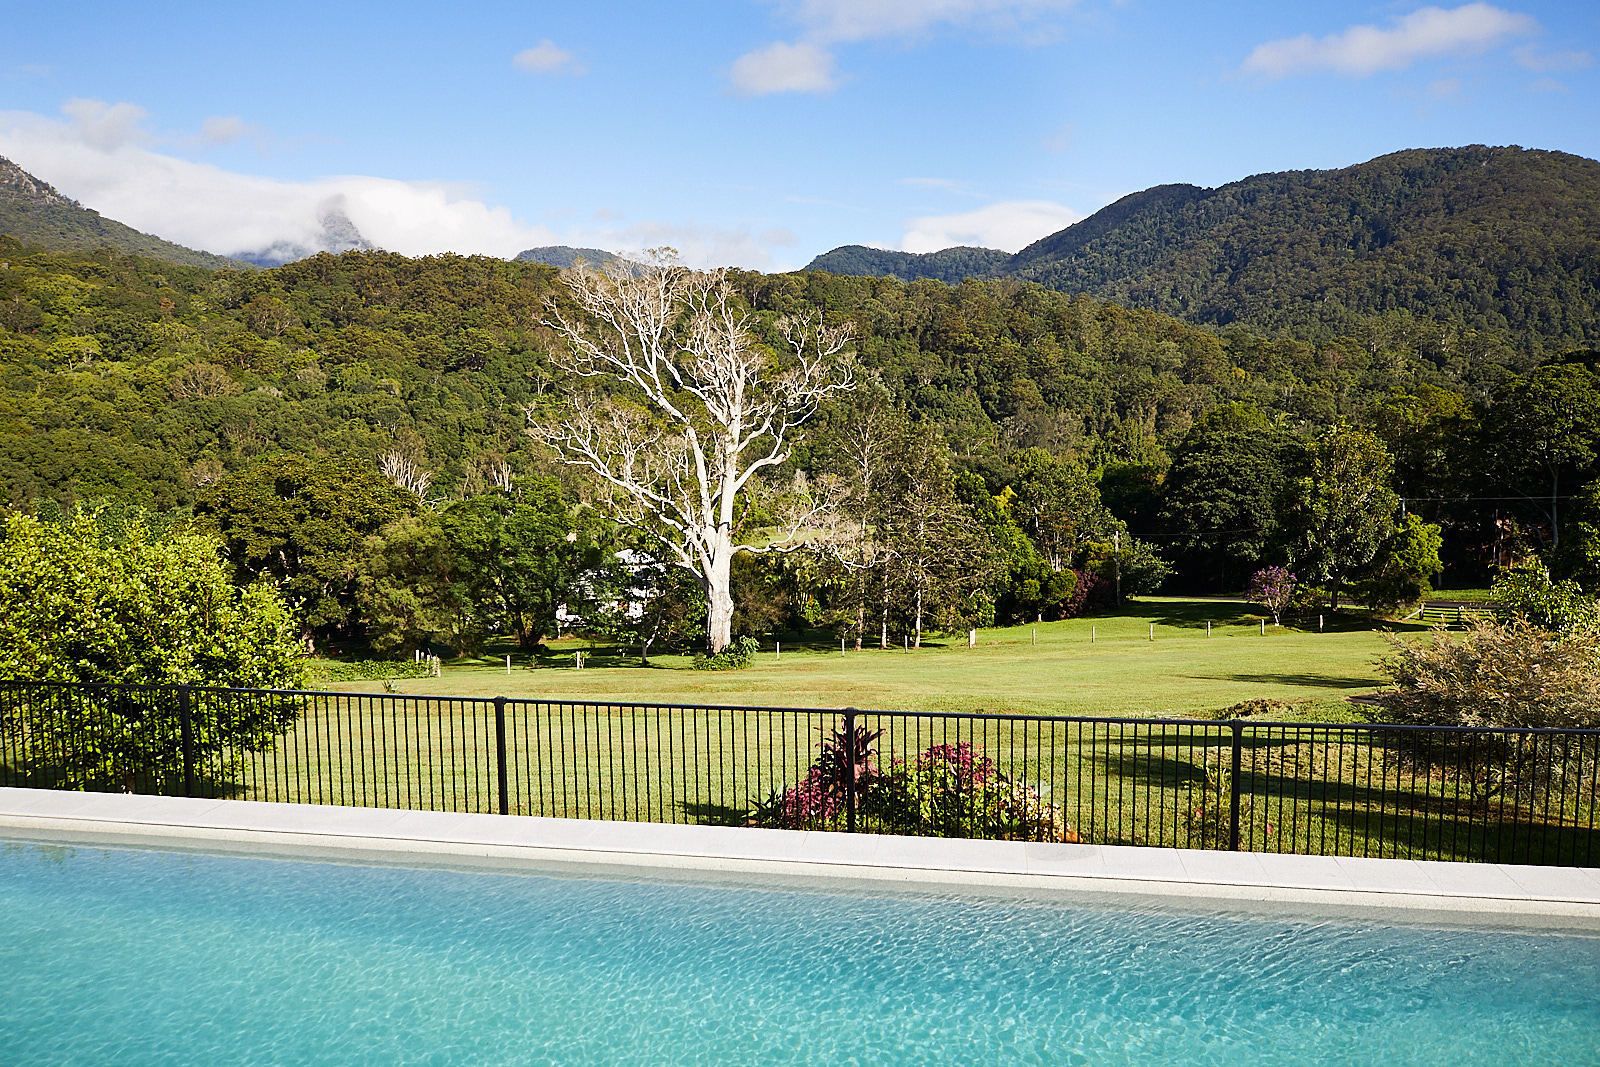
[1258,799,1600,866]
[1106,599,1433,635]
[1100,600,1258,630]
[1202,672,1378,690]
[684,801,750,827]
[1095,752,1207,788]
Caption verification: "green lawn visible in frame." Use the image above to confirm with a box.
[335,598,1419,719]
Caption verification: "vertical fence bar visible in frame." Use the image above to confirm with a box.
[1227,719,1243,852]
[494,696,509,816]
[177,684,196,799]
[843,707,858,834]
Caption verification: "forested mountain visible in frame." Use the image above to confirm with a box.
[805,245,1010,284]
[0,156,242,270]
[0,237,1536,514]
[514,246,633,272]
[807,146,1600,353]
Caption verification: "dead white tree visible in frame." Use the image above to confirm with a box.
[529,256,854,653]
[378,447,433,501]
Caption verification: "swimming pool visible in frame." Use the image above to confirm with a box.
[2,837,1597,1064]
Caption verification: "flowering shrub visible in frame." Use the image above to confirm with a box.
[748,719,879,829]
[751,725,1075,842]
[1247,566,1296,626]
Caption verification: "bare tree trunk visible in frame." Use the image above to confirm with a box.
[1552,468,1561,547]
[913,582,924,649]
[704,536,735,655]
[879,572,890,649]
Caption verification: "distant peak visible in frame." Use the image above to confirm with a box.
[0,156,77,209]
[231,197,375,267]
[515,245,623,269]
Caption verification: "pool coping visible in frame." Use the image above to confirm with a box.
[3,788,1598,922]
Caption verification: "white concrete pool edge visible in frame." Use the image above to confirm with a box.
[3,788,1599,921]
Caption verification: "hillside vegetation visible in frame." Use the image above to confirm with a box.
[0,156,241,271]
[0,239,1535,513]
[808,146,1600,353]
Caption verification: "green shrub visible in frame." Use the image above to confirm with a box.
[1492,560,1599,635]
[309,659,433,683]
[693,635,761,671]
[864,743,1070,842]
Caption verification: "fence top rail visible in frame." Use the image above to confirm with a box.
[6,679,1600,739]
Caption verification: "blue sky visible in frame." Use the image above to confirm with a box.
[2,1,1596,268]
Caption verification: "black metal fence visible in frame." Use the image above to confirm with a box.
[2,680,1597,866]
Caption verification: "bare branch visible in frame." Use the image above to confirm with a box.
[531,260,855,651]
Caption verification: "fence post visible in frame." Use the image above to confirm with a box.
[1227,719,1243,852]
[173,687,196,796]
[843,707,858,834]
[172,687,197,796]
[493,696,510,816]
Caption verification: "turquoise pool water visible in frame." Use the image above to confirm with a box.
[2,838,1598,1064]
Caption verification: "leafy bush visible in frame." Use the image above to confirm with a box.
[1359,514,1443,611]
[1371,617,1600,805]
[864,743,1070,842]
[693,635,761,671]
[1373,617,1600,730]
[751,720,1075,842]
[1492,560,1598,635]
[310,659,433,683]
[0,507,306,792]
[748,719,879,828]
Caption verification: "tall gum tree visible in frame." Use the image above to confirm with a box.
[530,256,854,653]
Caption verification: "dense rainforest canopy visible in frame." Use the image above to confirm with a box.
[2,224,1598,655]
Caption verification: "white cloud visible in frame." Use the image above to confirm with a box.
[0,100,784,269]
[197,115,253,145]
[603,221,799,271]
[730,41,837,95]
[734,0,1074,94]
[60,98,149,150]
[514,40,584,76]
[1242,4,1537,79]
[901,199,1080,253]
[781,0,1074,44]
[1513,44,1593,73]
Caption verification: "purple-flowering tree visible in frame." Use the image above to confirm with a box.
[1248,566,1296,626]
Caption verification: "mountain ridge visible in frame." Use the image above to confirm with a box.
[805,145,1600,349]
[514,246,637,273]
[0,155,245,270]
